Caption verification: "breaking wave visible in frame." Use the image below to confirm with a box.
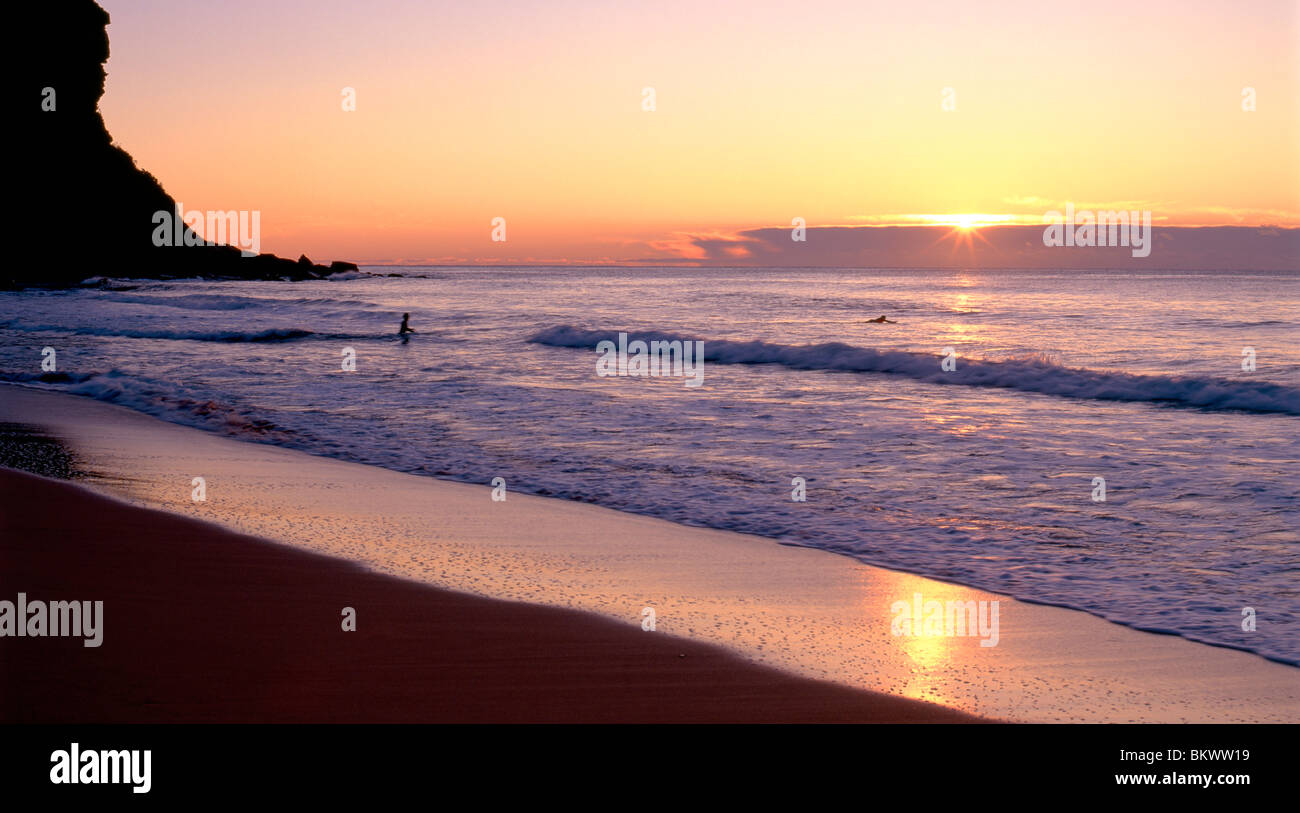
[0,370,293,438]
[530,325,1300,415]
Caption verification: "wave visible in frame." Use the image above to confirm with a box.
[530,325,1300,415]
[0,320,382,343]
[0,371,101,385]
[86,292,389,312]
[1,370,292,438]
[89,293,304,310]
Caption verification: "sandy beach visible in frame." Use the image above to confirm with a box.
[2,466,985,723]
[2,383,1298,723]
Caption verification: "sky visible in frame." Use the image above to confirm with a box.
[98,0,1299,265]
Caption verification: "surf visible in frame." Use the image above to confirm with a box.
[530,325,1300,415]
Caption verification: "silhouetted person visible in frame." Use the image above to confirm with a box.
[399,313,415,335]
[868,315,896,323]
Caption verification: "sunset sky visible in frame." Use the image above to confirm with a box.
[99,0,1298,264]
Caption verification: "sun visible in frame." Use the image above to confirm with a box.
[930,214,996,256]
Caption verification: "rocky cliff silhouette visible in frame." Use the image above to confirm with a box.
[14,1,357,289]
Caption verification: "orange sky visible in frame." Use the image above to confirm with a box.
[99,0,1299,264]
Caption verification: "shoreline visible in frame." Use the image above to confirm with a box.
[2,382,1298,722]
[3,468,978,722]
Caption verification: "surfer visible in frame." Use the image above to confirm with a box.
[399,313,415,335]
[867,315,896,323]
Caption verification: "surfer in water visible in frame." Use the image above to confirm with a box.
[399,312,415,342]
[867,315,896,323]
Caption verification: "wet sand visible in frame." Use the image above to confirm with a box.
[0,467,977,723]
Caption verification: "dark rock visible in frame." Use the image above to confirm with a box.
[9,2,358,289]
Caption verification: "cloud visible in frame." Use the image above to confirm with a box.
[647,224,1300,270]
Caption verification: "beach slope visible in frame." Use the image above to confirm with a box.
[0,468,977,723]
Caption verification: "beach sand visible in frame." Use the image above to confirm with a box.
[0,467,976,723]
[2,383,1298,722]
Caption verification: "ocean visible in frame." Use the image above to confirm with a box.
[3,266,1297,664]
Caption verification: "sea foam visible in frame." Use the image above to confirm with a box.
[530,325,1300,415]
